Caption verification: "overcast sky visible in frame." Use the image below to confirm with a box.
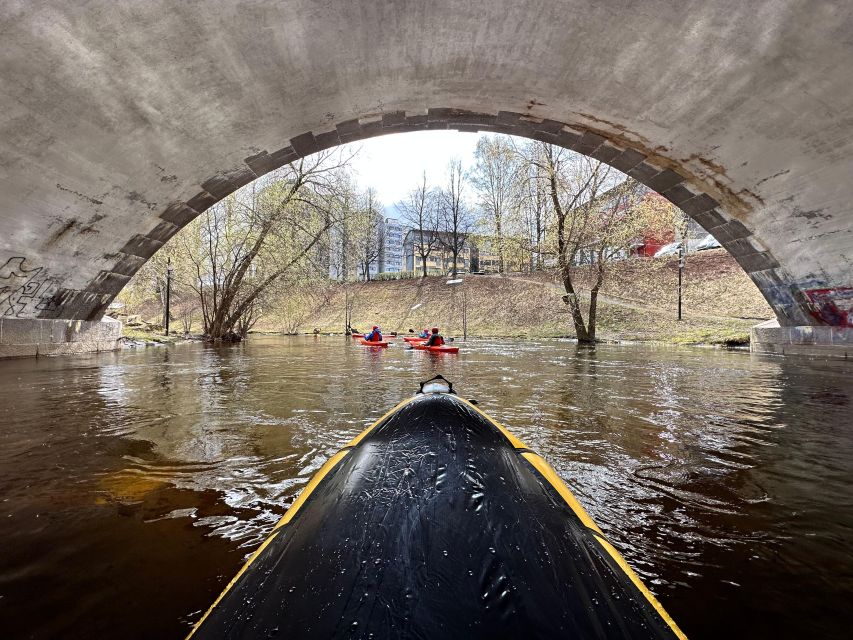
[341,130,482,216]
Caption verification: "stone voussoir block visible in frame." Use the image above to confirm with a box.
[712,220,752,243]
[160,202,200,227]
[627,161,663,184]
[679,193,720,217]
[119,235,163,260]
[722,236,762,258]
[609,148,646,173]
[691,208,727,231]
[590,142,622,163]
[646,168,685,193]
[739,251,780,272]
[201,167,257,199]
[661,183,697,206]
[186,190,219,214]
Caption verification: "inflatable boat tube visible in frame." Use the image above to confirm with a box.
[413,343,459,354]
[358,338,389,347]
[188,378,686,640]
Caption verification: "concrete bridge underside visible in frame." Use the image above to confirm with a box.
[1,0,852,356]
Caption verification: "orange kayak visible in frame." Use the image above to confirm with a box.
[413,344,459,354]
[403,336,428,343]
[359,339,389,347]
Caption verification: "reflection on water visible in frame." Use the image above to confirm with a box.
[0,336,851,638]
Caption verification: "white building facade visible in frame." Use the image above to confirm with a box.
[379,217,407,273]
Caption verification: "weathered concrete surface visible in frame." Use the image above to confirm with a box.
[751,319,851,359]
[0,316,121,359]
[0,1,852,339]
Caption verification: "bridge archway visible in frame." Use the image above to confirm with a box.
[1,1,851,333]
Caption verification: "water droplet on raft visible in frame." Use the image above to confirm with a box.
[442,550,448,556]
[351,621,359,629]
[489,547,496,554]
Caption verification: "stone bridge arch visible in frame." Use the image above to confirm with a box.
[1,1,852,354]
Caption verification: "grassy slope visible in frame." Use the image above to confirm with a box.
[254,250,773,345]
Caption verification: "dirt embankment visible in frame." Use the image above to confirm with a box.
[255,250,773,345]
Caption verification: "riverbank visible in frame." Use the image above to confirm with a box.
[253,250,772,345]
[119,250,773,346]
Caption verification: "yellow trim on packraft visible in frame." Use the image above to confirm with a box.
[521,452,604,536]
[594,535,688,640]
[186,530,281,638]
[458,394,685,638]
[187,396,417,639]
[273,449,350,530]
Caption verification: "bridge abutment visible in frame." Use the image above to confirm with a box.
[0,317,121,359]
[751,320,851,359]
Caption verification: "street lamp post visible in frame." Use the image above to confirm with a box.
[677,242,684,321]
[164,258,173,336]
[446,278,466,341]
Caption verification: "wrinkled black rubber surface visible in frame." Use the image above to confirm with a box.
[194,394,679,639]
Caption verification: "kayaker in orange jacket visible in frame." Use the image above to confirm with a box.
[425,327,444,347]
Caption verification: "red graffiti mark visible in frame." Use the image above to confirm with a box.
[804,287,853,327]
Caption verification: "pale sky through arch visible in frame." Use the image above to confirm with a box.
[342,130,482,216]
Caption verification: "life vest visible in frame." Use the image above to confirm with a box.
[365,330,382,342]
[428,334,444,347]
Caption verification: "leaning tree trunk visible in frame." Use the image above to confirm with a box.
[587,288,599,342]
[586,260,606,342]
[560,268,592,342]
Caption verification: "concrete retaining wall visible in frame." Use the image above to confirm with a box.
[0,316,122,359]
[751,319,851,358]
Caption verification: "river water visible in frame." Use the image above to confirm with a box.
[0,336,850,639]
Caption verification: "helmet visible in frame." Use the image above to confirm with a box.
[431,327,439,333]
[372,325,378,330]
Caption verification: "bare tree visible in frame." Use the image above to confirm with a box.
[472,136,523,274]
[524,143,665,342]
[397,171,440,277]
[353,187,384,281]
[180,149,353,341]
[517,145,552,271]
[438,159,473,278]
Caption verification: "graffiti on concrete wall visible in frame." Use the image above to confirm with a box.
[804,287,853,327]
[0,257,60,317]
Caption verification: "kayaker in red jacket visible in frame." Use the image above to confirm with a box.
[425,327,444,347]
[364,326,383,342]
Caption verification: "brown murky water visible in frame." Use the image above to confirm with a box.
[0,336,851,639]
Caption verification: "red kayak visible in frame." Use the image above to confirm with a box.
[359,339,389,347]
[403,336,428,343]
[350,333,363,339]
[413,344,459,354]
